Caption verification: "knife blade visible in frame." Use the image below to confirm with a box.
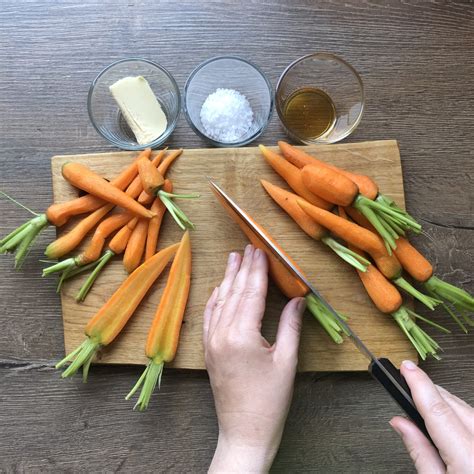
[209,178,433,444]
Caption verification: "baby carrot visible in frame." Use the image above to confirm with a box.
[126,231,192,410]
[278,141,379,200]
[56,242,179,381]
[137,155,165,196]
[260,180,369,272]
[123,218,149,273]
[301,164,359,207]
[145,180,172,260]
[138,149,183,205]
[44,203,114,259]
[62,162,155,219]
[46,149,152,227]
[259,145,334,210]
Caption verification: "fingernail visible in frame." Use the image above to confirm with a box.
[228,252,237,264]
[244,244,253,256]
[402,360,418,371]
[389,420,403,437]
[297,298,306,313]
[254,248,262,259]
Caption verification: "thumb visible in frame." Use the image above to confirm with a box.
[274,297,306,363]
[390,416,445,474]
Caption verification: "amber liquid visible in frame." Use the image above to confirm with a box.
[282,88,336,140]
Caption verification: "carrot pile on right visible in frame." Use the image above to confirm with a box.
[259,142,473,355]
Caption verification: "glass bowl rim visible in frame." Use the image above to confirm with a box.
[87,57,181,151]
[275,52,365,144]
[183,55,274,147]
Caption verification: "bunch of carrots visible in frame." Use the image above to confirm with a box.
[258,142,473,358]
[1,148,198,301]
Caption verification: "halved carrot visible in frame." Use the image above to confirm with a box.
[45,203,114,259]
[145,180,172,260]
[278,141,379,200]
[123,218,149,273]
[259,145,333,210]
[302,164,359,207]
[126,231,192,410]
[56,242,179,380]
[62,162,155,219]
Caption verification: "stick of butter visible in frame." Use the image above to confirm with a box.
[109,76,168,145]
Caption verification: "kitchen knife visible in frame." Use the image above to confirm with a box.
[209,178,433,444]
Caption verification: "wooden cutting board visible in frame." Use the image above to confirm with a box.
[51,140,416,372]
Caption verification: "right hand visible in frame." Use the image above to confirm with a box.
[390,360,474,473]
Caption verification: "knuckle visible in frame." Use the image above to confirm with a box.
[429,400,451,417]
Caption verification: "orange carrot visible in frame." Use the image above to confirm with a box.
[261,180,370,272]
[46,149,151,227]
[138,148,183,205]
[124,149,165,199]
[123,218,149,273]
[278,141,379,200]
[109,217,139,255]
[126,231,192,410]
[56,242,179,380]
[297,199,386,256]
[260,179,326,240]
[62,162,155,219]
[145,180,172,260]
[302,164,359,207]
[393,237,433,283]
[137,155,165,197]
[210,182,348,343]
[45,203,114,259]
[259,145,333,210]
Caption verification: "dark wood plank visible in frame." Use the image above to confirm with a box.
[0,0,473,472]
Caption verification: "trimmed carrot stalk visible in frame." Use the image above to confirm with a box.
[56,242,179,380]
[46,149,151,227]
[211,183,347,343]
[259,145,334,210]
[62,162,155,219]
[44,203,114,259]
[278,141,379,200]
[260,180,369,272]
[138,155,165,196]
[126,231,192,410]
[74,218,140,302]
[123,218,149,273]
[145,180,172,260]
[301,164,359,207]
[138,148,183,205]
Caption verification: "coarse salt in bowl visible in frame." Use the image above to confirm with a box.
[184,56,273,147]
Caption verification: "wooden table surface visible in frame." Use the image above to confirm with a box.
[0,1,472,472]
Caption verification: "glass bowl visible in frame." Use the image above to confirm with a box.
[276,53,364,144]
[184,56,273,147]
[88,58,180,150]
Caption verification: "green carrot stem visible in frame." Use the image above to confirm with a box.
[391,307,441,360]
[321,236,370,272]
[126,360,164,411]
[42,257,77,277]
[159,193,196,230]
[403,307,450,334]
[0,220,31,246]
[56,337,100,381]
[305,293,348,344]
[76,250,115,302]
[158,191,200,200]
[0,190,39,216]
[424,275,474,311]
[392,276,441,310]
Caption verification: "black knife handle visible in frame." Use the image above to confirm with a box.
[369,358,434,446]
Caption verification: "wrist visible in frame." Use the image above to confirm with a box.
[209,433,277,473]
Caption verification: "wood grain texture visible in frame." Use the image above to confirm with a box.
[0,0,472,472]
[52,142,416,371]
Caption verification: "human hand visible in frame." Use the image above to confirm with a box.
[203,245,306,473]
[390,360,474,474]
